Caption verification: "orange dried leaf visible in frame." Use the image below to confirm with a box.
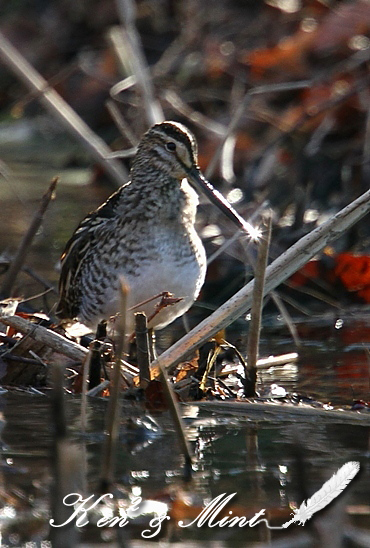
[175,362,198,383]
[334,253,370,296]
[243,28,316,78]
[289,260,321,287]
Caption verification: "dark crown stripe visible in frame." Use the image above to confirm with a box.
[150,121,197,161]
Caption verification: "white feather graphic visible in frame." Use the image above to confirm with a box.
[282,461,360,528]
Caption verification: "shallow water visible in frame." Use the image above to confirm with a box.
[0,128,369,546]
[0,345,369,547]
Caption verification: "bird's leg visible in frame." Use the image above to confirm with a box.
[146,292,183,325]
[148,328,157,361]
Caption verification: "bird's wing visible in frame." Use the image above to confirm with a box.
[56,184,127,320]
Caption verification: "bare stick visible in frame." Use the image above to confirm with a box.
[86,379,110,397]
[192,400,370,426]
[135,312,151,389]
[163,89,225,136]
[205,80,311,179]
[100,277,129,492]
[22,267,58,294]
[270,290,301,347]
[0,314,88,362]
[260,74,370,160]
[80,346,93,433]
[158,362,193,478]
[49,362,79,546]
[105,98,138,145]
[0,31,128,186]
[362,92,370,185]
[256,352,298,369]
[114,1,163,125]
[245,214,272,396]
[1,178,58,298]
[150,187,370,373]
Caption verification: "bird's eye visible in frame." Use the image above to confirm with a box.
[165,142,176,152]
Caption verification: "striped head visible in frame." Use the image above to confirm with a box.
[131,121,199,182]
[132,121,260,240]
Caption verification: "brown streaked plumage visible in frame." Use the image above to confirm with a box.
[57,121,207,331]
[57,120,258,332]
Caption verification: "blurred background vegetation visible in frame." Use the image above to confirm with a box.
[0,0,369,318]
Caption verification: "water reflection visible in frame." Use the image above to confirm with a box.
[0,144,369,544]
[0,391,368,545]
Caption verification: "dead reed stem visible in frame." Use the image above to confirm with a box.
[50,363,79,547]
[1,177,58,298]
[0,314,88,361]
[150,187,370,373]
[114,0,163,125]
[163,89,225,136]
[245,213,272,396]
[80,346,93,434]
[99,277,129,492]
[270,290,301,347]
[193,400,370,426]
[135,312,151,389]
[205,80,311,180]
[0,31,128,186]
[134,307,193,476]
[158,363,193,478]
[105,98,138,146]
[256,352,298,369]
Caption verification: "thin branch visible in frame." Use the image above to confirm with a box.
[0,31,128,186]
[162,89,226,136]
[150,187,370,373]
[22,267,58,294]
[256,352,298,369]
[362,89,370,185]
[135,312,151,389]
[260,73,370,159]
[80,346,92,434]
[270,290,301,347]
[113,1,164,125]
[205,80,311,179]
[50,362,79,546]
[105,98,138,145]
[158,362,193,478]
[0,314,88,362]
[245,213,272,396]
[99,277,129,493]
[1,177,58,298]
[192,400,370,426]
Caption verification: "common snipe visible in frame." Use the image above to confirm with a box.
[57,121,257,331]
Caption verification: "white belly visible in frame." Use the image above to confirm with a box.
[99,232,206,330]
[125,256,205,329]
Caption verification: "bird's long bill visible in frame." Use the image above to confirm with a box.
[188,167,260,241]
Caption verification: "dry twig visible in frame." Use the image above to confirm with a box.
[245,213,272,396]
[158,362,193,478]
[114,0,163,125]
[0,314,88,362]
[192,400,370,426]
[1,177,58,298]
[135,312,151,389]
[150,187,370,373]
[0,31,128,186]
[99,277,129,492]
